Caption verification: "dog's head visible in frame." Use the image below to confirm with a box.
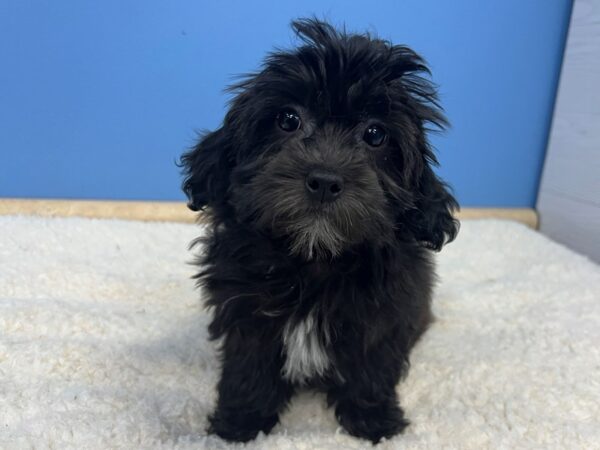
[181,19,459,259]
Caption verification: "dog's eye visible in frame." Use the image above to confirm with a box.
[277,109,301,132]
[363,125,387,147]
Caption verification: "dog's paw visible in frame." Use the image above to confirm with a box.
[335,401,409,444]
[207,409,279,442]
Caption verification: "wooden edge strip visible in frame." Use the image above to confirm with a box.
[0,198,538,229]
[456,207,538,229]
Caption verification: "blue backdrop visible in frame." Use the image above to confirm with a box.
[0,1,572,206]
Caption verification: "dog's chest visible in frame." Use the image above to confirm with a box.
[281,310,330,384]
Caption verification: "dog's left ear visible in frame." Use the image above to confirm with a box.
[405,163,459,251]
[385,45,459,250]
[179,127,231,211]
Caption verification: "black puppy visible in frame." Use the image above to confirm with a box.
[180,18,459,444]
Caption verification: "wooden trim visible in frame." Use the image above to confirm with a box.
[0,199,195,223]
[0,198,538,229]
[456,208,538,229]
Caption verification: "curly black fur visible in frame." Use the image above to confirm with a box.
[180,18,459,444]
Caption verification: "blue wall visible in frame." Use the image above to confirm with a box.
[0,1,572,206]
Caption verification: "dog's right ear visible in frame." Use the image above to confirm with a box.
[179,127,231,211]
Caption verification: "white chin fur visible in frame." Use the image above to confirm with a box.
[288,217,345,260]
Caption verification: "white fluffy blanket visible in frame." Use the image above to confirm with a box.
[1,216,599,449]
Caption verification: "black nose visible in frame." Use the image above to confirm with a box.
[305,169,344,203]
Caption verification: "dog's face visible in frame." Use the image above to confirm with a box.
[181,19,458,259]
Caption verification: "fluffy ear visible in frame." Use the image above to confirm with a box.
[180,128,231,211]
[382,45,459,250]
[406,164,459,251]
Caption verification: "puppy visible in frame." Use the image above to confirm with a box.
[180,18,459,444]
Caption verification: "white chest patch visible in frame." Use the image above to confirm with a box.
[281,310,330,384]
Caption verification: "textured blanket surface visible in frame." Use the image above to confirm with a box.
[1,216,599,449]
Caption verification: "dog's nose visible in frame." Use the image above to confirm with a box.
[305,169,344,203]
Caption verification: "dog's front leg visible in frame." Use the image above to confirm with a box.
[208,325,294,442]
[328,330,410,444]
